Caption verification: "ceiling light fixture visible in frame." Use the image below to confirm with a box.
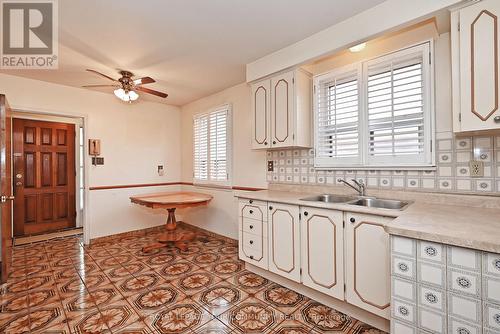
[349,42,366,53]
[114,88,139,102]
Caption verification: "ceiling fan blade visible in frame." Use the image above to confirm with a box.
[136,86,168,98]
[133,77,155,85]
[82,84,118,88]
[86,69,117,82]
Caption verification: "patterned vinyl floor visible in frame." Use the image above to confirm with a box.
[0,225,387,333]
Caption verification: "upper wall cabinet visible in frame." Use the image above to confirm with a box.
[251,69,312,149]
[452,0,500,133]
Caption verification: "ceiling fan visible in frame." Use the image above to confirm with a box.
[83,69,168,102]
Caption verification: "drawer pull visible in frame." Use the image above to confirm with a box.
[397,262,409,272]
[249,210,253,214]
[249,200,253,204]
[494,313,500,325]
[249,240,254,245]
[249,225,254,230]
[425,292,438,304]
[424,246,437,257]
[398,306,409,316]
[269,206,273,210]
[250,255,254,260]
[494,259,500,271]
[456,276,471,288]
[457,328,470,334]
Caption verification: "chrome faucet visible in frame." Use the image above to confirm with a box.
[338,178,366,197]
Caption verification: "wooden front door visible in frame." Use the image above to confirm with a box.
[13,119,76,236]
[0,95,13,283]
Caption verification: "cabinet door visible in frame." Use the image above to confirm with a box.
[268,202,300,282]
[271,71,295,148]
[251,79,271,149]
[344,212,391,319]
[459,0,500,131]
[301,207,344,300]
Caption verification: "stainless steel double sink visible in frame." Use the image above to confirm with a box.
[300,194,410,210]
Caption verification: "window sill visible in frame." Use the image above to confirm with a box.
[313,165,437,172]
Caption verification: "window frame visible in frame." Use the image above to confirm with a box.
[313,41,435,170]
[192,103,233,187]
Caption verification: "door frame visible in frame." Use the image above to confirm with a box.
[11,108,90,245]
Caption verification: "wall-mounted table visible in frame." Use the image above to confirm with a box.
[130,191,213,252]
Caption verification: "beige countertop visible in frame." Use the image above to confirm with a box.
[234,190,500,254]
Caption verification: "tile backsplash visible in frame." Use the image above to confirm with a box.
[266,132,500,195]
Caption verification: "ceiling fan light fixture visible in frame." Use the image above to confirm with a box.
[114,88,139,102]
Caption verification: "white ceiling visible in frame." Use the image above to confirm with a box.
[1,0,387,106]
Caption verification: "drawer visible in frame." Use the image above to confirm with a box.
[391,319,417,334]
[239,201,267,221]
[241,217,266,237]
[483,252,500,277]
[418,307,447,334]
[392,298,417,325]
[483,275,500,304]
[483,302,500,332]
[393,277,417,303]
[448,268,481,298]
[418,241,445,264]
[448,317,481,334]
[417,285,446,313]
[417,262,446,289]
[447,246,481,272]
[241,231,263,251]
[239,239,268,270]
[392,236,417,258]
[448,293,482,324]
[393,256,416,280]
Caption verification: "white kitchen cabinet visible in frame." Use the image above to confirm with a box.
[344,212,391,319]
[250,69,312,149]
[300,207,344,300]
[451,0,500,133]
[268,202,301,282]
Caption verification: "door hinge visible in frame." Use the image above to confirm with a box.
[344,283,346,292]
[292,78,295,84]
[343,221,345,228]
[458,23,460,32]
[459,113,462,122]
[429,52,431,65]
[430,140,433,153]
[299,213,301,220]
[300,268,302,275]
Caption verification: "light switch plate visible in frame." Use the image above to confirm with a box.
[469,160,484,177]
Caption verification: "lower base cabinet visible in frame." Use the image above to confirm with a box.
[300,207,344,300]
[345,212,392,319]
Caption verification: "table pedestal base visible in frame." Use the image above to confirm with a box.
[142,208,196,252]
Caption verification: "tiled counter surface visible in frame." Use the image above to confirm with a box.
[234,190,500,253]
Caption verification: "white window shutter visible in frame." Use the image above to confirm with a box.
[193,104,231,184]
[315,67,361,167]
[365,47,429,166]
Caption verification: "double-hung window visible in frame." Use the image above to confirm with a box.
[314,42,434,169]
[193,104,232,186]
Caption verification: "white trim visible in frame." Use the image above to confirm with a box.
[192,103,233,188]
[9,105,91,245]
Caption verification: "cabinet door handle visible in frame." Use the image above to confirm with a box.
[494,115,500,123]
[350,217,355,223]
[269,206,273,210]
[249,240,254,245]
[264,142,268,145]
[249,210,253,214]
[249,200,253,204]
[249,225,254,229]
[303,211,308,216]
[250,255,254,260]
[273,141,276,145]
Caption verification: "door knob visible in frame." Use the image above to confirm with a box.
[16,173,22,179]
[15,182,22,186]
[0,195,15,203]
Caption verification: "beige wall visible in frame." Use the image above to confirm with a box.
[179,83,267,238]
[0,73,182,240]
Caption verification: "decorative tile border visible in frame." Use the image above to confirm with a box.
[267,132,500,195]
